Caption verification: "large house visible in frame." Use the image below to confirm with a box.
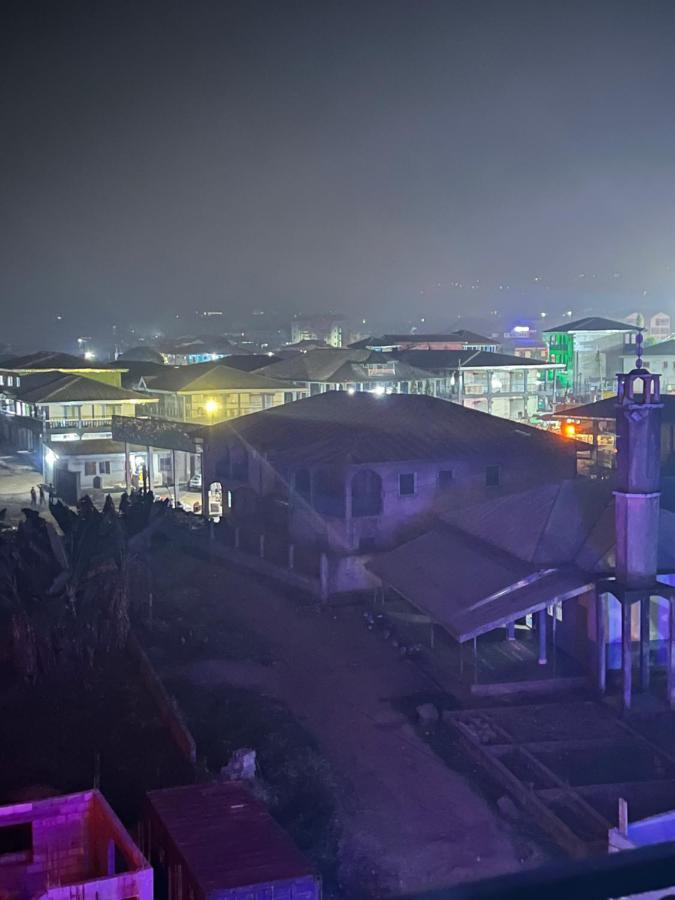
[350,330,499,353]
[0,350,126,386]
[137,361,307,424]
[621,338,675,392]
[543,316,639,397]
[201,391,578,553]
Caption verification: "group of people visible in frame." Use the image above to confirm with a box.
[29,483,54,506]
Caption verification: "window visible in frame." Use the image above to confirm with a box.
[84,462,96,476]
[438,469,454,489]
[0,823,32,860]
[486,465,500,487]
[6,376,13,386]
[399,473,416,496]
[99,461,111,474]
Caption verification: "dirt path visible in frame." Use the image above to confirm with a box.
[153,548,528,896]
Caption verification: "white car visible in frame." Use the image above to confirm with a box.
[188,473,202,490]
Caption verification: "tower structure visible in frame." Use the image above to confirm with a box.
[613,331,663,707]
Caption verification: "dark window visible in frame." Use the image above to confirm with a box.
[0,823,32,857]
[84,462,96,476]
[99,461,111,474]
[399,473,416,496]
[284,392,294,403]
[352,469,382,517]
[438,469,454,488]
[486,465,500,487]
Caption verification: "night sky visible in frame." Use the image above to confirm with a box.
[4,0,675,344]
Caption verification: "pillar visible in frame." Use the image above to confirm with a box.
[506,621,516,641]
[288,543,295,570]
[537,608,547,665]
[124,441,130,491]
[172,449,179,506]
[259,533,265,559]
[640,596,651,692]
[319,552,329,602]
[596,592,607,695]
[669,598,675,710]
[622,600,633,711]
[486,371,493,415]
[145,445,153,490]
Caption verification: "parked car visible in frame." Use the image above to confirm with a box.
[188,473,202,490]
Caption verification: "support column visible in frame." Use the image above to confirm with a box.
[538,608,547,665]
[172,449,179,507]
[486,371,493,415]
[622,600,632,711]
[124,441,130,492]
[145,445,153,490]
[596,592,607,696]
[640,596,651,692]
[669,598,675,710]
[506,621,516,641]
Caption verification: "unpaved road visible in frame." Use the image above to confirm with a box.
[152,546,536,896]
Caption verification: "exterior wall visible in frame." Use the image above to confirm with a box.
[0,791,151,900]
[622,352,675,392]
[45,451,127,490]
[155,389,304,424]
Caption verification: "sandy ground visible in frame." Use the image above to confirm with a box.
[0,450,48,524]
[154,548,535,896]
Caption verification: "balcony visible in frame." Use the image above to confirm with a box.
[44,418,113,433]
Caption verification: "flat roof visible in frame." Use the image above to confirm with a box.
[145,782,315,893]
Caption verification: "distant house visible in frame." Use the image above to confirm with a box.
[0,790,151,900]
[543,316,640,396]
[0,350,126,387]
[138,362,307,424]
[349,330,499,353]
[140,782,320,900]
[157,335,238,365]
[290,313,344,347]
[621,338,675,392]
[202,391,578,553]
[257,348,446,397]
[649,311,672,343]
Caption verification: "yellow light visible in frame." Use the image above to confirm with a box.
[563,422,576,438]
[204,399,219,415]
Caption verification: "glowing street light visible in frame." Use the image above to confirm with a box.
[204,398,219,422]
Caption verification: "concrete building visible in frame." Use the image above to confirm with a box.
[290,313,344,347]
[201,391,578,554]
[543,316,640,398]
[138,362,307,424]
[156,335,238,365]
[0,790,152,900]
[140,782,319,900]
[395,349,564,420]
[256,348,446,397]
[621,338,675,392]
[350,330,499,353]
[0,351,126,387]
[649,311,672,343]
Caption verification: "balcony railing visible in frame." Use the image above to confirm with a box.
[44,418,112,432]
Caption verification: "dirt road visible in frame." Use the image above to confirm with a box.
[151,546,530,896]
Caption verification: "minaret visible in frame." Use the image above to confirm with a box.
[614,331,663,707]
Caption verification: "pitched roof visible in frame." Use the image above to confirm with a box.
[349,330,497,349]
[258,348,375,381]
[17,372,157,404]
[543,316,639,334]
[554,395,675,424]
[0,350,121,371]
[398,349,561,371]
[145,782,315,892]
[637,338,675,356]
[117,346,166,364]
[43,439,127,457]
[145,362,299,393]
[207,391,576,466]
[220,353,283,370]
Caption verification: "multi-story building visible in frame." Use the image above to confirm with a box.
[290,313,344,347]
[138,361,307,424]
[620,338,675,392]
[0,790,152,900]
[649,311,672,342]
[350,330,499,353]
[543,316,639,397]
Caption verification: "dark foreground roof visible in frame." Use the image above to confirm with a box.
[543,316,639,334]
[145,782,316,893]
[207,390,577,465]
[555,395,675,423]
[17,373,158,404]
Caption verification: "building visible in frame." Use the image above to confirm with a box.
[290,313,344,347]
[349,330,499,353]
[649,311,672,343]
[368,348,675,710]
[0,351,125,387]
[138,362,307,424]
[140,782,320,900]
[156,335,238,365]
[201,391,578,554]
[396,349,564,420]
[543,316,640,398]
[621,338,675,392]
[0,790,152,900]
[257,348,446,397]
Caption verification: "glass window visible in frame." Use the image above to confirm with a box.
[99,461,111,474]
[84,462,96,475]
[399,473,415,495]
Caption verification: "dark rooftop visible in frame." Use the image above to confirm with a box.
[145,782,315,893]
[146,361,300,393]
[0,350,122,371]
[207,390,577,465]
[543,316,639,334]
[220,353,282,371]
[554,394,675,423]
[639,338,675,356]
[17,372,158,404]
[398,349,560,371]
[117,346,166,364]
[349,330,497,349]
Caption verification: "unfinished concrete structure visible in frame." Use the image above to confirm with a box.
[0,790,152,900]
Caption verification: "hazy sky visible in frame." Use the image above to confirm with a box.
[3,0,675,343]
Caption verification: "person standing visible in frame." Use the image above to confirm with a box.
[30,486,37,506]
[38,484,45,505]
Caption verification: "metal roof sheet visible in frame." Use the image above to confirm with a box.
[146,362,299,393]
[17,373,158,404]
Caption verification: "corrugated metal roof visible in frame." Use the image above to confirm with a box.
[259,348,375,381]
[349,330,497,349]
[206,392,577,466]
[43,439,127,456]
[399,349,561,371]
[556,394,675,424]
[145,782,315,893]
[147,362,298,393]
[0,350,120,371]
[543,316,638,334]
[17,373,158,404]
